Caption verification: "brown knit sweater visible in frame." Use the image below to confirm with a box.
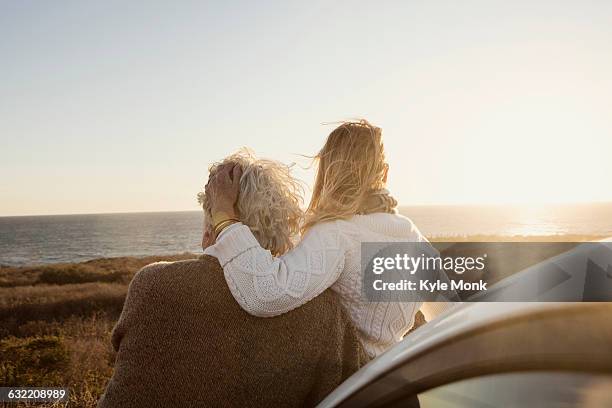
[98,256,366,408]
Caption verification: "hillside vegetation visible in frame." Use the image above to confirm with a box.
[0,254,195,408]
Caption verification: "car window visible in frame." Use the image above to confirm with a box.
[417,371,612,408]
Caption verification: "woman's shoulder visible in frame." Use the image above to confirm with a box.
[302,213,426,244]
[345,212,426,240]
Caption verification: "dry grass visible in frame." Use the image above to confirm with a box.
[0,253,195,288]
[0,316,116,408]
[0,283,126,337]
[0,254,197,408]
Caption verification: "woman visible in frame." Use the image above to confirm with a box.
[205,120,450,358]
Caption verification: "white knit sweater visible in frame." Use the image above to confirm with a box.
[204,213,451,357]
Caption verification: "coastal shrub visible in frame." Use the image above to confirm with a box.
[0,283,127,335]
[0,253,196,288]
[0,335,69,387]
[0,254,197,407]
[0,316,116,407]
[38,267,128,285]
[0,266,41,287]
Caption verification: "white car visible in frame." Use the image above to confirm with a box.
[318,241,612,407]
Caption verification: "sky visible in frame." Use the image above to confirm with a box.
[1,0,611,216]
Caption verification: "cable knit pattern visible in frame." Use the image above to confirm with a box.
[206,212,451,358]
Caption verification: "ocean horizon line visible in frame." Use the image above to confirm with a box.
[3,201,612,219]
[2,204,612,266]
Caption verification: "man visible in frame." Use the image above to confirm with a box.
[98,152,365,408]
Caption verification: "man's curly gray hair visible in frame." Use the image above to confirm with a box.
[198,150,304,256]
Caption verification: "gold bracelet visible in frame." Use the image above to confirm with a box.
[213,219,240,238]
[214,221,238,239]
[213,218,240,231]
[212,211,238,226]
[214,219,236,235]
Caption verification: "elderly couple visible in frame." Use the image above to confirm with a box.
[99,120,450,408]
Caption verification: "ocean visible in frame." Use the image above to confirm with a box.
[1,203,612,266]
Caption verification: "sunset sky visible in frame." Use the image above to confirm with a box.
[1,0,611,216]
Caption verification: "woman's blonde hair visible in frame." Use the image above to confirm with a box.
[303,119,388,232]
[198,150,303,256]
